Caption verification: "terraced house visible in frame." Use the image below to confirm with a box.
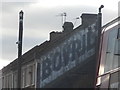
[0,11,120,89]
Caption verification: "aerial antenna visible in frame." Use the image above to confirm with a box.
[56,12,67,26]
[73,17,80,26]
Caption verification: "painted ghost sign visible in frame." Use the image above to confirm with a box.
[39,17,98,87]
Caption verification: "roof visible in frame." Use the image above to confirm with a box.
[3,13,118,74]
[2,41,50,74]
[102,16,120,29]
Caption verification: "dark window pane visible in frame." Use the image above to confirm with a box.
[117,28,120,39]
[109,71,120,89]
[105,29,117,72]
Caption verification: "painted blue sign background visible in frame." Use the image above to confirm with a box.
[39,22,98,87]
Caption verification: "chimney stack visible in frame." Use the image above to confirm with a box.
[81,14,97,27]
[50,31,62,41]
[62,22,74,32]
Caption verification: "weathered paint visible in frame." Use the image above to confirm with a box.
[39,22,98,87]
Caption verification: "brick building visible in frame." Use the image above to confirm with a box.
[1,12,120,89]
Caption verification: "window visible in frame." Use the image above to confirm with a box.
[109,71,120,89]
[4,76,7,88]
[13,71,17,88]
[29,64,35,85]
[27,65,34,86]
[21,63,35,88]
[99,74,110,88]
[21,67,27,87]
[3,74,13,89]
[104,25,120,73]
[26,66,31,86]
[8,74,12,88]
[117,28,120,39]
[113,39,120,69]
[2,77,5,88]
[105,29,117,72]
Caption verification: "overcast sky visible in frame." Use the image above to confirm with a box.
[0,0,119,69]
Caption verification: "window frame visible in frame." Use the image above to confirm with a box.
[21,62,35,88]
[104,25,119,73]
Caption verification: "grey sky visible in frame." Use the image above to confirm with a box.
[0,0,119,69]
